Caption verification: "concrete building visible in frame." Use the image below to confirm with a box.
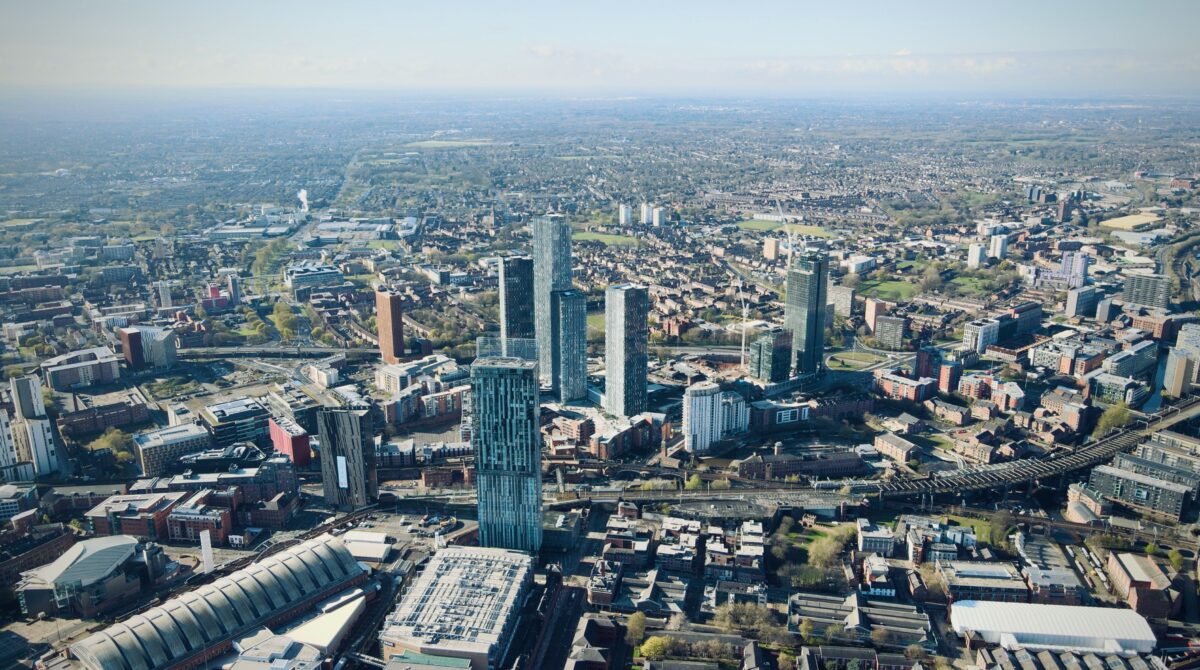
[317,407,377,511]
[379,546,533,670]
[201,397,270,447]
[550,289,587,402]
[967,243,987,269]
[472,340,542,553]
[988,234,1008,260]
[605,284,649,418]
[828,285,855,317]
[40,347,122,391]
[9,375,58,477]
[16,535,164,618]
[874,316,906,350]
[1065,286,1099,319]
[532,214,573,385]
[618,204,632,226]
[1123,273,1170,310]
[269,415,311,467]
[376,287,406,365]
[498,256,534,342]
[963,318,1001,354]
[683,381,722,454]
[1088,464,1189,521]
[938,561,1029,603]
[64,535,368,670]
[785,250,828,377]
[134,423,213,477]
[856,518,895,556]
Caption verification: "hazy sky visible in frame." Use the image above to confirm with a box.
[2,0,1199,97]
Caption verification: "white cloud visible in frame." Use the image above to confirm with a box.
[895,48,912,57]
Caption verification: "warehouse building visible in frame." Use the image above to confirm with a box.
[60,534,368,670]
[378,546,533,670]
[948,600,1156,655]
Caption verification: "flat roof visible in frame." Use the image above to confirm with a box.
[949,600,1155,654]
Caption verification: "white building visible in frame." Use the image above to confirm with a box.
[967,243,987,269]
[618,204,632,226]
[719,391,749,439]
[652,206,667,226]
[948,600,1155,655]
[640,203,653,225]
[683,381,723,454]
[988,235,1008,260]
[963,318,1001,354]
[0,409,32,480]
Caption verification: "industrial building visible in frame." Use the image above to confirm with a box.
[948,600,1155,655]
[379,546,533,670]
[61,534,368,670]
[17,535,166,618]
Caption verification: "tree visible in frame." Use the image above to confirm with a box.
[779,652,797,670]
[625,612,647,646]
[905,644,926,660]
[1169,548,1185,572]
[1145,542,1159,557]
[667,612,687,631]
[710,478,732,490]
[1094,402,1132,436]
[640,636,674,660]
[842,274,861,289]
[798,617,814,642]
[871,627,893,648]
[684,474,702,491]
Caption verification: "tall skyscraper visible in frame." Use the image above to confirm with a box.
[785,250,828,377]
[1123,273,1170,310]
[967,243,987,269]
[748,329,791,383]
[550,289,587,402]
[226,273,241,305]
[499,256,535,342]
[10,375,45,420]
[472,338,542,553]
[1060,251,1090,287]
[156,281,173,309]
[533,214,573,384]
[605,284,649,417]
[376,287,405,365]
[318,406,377,510]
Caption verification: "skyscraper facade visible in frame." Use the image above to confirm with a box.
[605,284,649,417]
[472,338,542,553]
[533,214,573,383]
[1065,286,1100,319]
[376,287,405,365]
[785,250,828,377]
[1123,273,1170,310]
[318,407,377,510]
[748,329,791,383]
[551,289,587,402]
[8,376,56,477]
[683,381,722,454]
[499,256,535,342]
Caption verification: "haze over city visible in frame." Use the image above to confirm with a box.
[1,3,1200,670]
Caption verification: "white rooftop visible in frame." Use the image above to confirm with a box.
[949,600,1155,655]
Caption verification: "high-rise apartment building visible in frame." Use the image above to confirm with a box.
[550,289,587,402]
[989,235,1008,259]
[117,326,177,370]
[604,284,649,417]
[683,381,722,454]
[967,243,987,269]
[533,214,573,384]
[963,318,1001,354]
[828,285,855,317]
[785,250,828,377]
[639,203,652,225]
[748,329,792,383]
[1123,273,1170,310]
[875,316,906,351]
[498,256,535,342]
[318,407,377,511]
[472,338,542,553]
[618,204,632,226]
[9,376,57,477]
[1065,286,1100,319]
[376,287,405,365]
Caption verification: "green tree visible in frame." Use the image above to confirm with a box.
[1169,548,1185,572]
[1145,542,1159,557]
[710,478,732,490]
[1094,402,1132,436]
[684,474,702,491]
[798,617,814,642]
[871,627,893,648]
[625,611,647,646]
[640,636,674,660]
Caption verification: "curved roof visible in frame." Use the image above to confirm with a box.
[22,535,138,588]
[69,534,364,670]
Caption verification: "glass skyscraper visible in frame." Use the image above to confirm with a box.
[748,328,792,383]
[550,289,587,402]
[499,256,535,343]
[604,284,649,417]
[785,250,829,377]
[471,338,543,553]
[533,214,573,384]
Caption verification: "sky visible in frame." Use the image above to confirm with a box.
[2,0,1199,98]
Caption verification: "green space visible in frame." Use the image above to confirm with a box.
[404,139,494,149]
[897,259,929,272]
[826,351,884,371]
[145,376,201,399]
[368,240,400,250]
[950,276,989,295]
[575,231,639,247]
[737,219,783,231]
[858,279,918,301]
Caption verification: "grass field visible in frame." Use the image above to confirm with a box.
[736,220,835,238]
[587,312,605,341]
[575,231,638,247]
[737,219,783,231]
[404,139,494,149]
[367,240,400,250]
[950,276,989,295]
[859,279,918,301]
[826,351,884,371]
